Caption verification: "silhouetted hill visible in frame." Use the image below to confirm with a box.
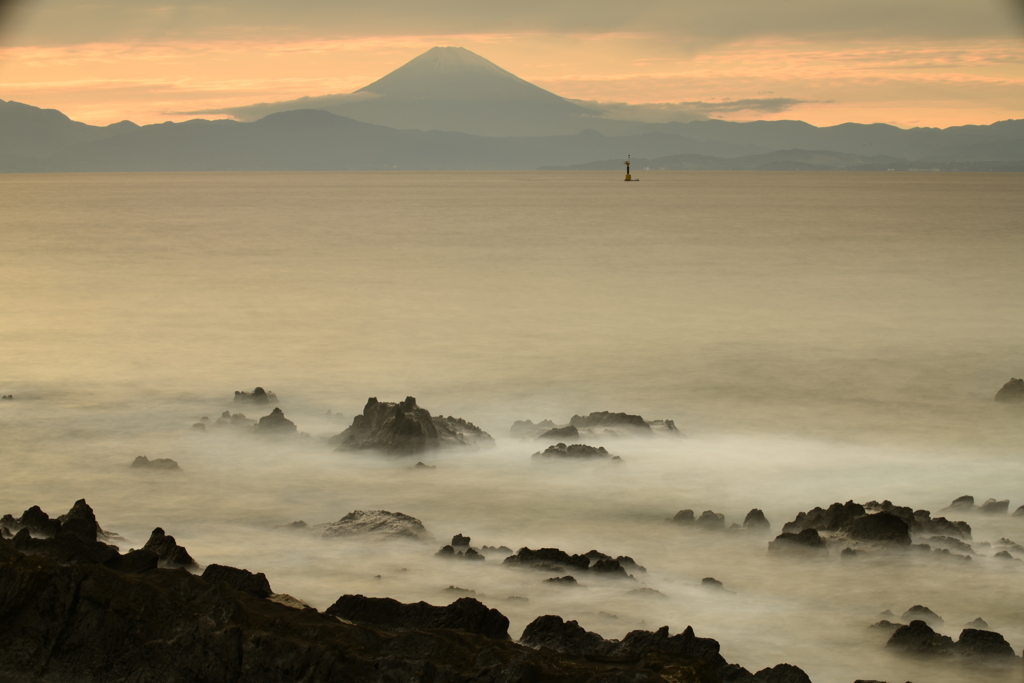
[0,99,136,159]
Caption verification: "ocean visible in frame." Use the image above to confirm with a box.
[2,170,1023,682]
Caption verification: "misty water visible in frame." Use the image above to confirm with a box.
[2,171,1024,682]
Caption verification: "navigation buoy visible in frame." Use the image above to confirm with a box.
[624,155,639,181]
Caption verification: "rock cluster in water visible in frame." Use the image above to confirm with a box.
[670,508,771,533]
[130,455,180,470]
[512,410,681,439]
[313,509,434,541]
[330,396,493,454]
[532,442,619,460]
[234,386,278,404]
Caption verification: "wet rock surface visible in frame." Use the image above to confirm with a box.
[252,406,298,434]
[533,442,612,459]
[316,509,434,541]
[131,455,181,470]
[330,396,492,454]
[994,377,1024,402]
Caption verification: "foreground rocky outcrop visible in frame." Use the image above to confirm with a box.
[0,525,812,683]
[329,396,493,454]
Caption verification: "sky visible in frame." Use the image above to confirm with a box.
[0,0,1022,128]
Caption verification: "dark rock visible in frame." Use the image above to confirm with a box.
[14,524,120,566]
[841,547,858,558]
[412,461,436,469]
[695,510,725,531]
[1013,505,1024,517]
[131,455,181,470]
[628,587,666,598]
[955,628,1015,658]
[436,545,456,557]
[330,396,492,454]
[481,545,513,555]
[845,512,911,546]
[537,425,580,441]
[452,534,470,546]
[234,386,277,404]
[4,505,61,537]
[944,495,975,512]
[589,559,631,578]
[965,617,989,629]
[701,577,724,590]
[464,548,484,561]
[252,407,297,434]
[503,547,590,572]
[671,509,695,524]
[533,442,611,459]
[106,549,159,574]
[433,415,495,448]
[993,550,1015,560]
[510,419,557,438]
[326,594,510,639]
[768,529,826,555]
[925,536,973,554]
[317,510,433,541]
[277,520,307,529]
[926,516,972,540]
[900,605,943,627]
[441,586,476,597]
[569,412,652,433]
[782,501,865,534]
[202,564,272,598]
[978,498,1009,514]
[544,576,579,586]
[520,615,609,653]
[743,509,771,532]
[192,422,206,430]
[752,663,812,683]
[994,377,1024,402]
[142,527,196,568]
[886,619,954,656]
[615,556,646,573]
[57,499,100,543]
[647,419,681,434]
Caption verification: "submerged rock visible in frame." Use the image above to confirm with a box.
[533,442,612,459]
[325,594,510,640]
[131,455,181,470]
[234,386,277,404]
[330,396,492,454]
[994,378,1024,402]
[317,510,433,541]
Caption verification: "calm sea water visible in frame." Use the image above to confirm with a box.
[2,171,1024,682]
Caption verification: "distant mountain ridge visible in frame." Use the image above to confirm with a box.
[2,43,1024,176]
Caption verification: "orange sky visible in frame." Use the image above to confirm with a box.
[1,3,1022,128]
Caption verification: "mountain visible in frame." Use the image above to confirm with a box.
[221,46,608,137]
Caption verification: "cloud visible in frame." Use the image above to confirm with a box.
[570,98,822,123]
[3,0,1019,47]
[179,91,381,121]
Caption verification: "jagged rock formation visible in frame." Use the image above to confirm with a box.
[886,620,954,656]
[315,510,433,541]
[570,411,652,432]
[233,386,277,404]
[329,396,492,454]
[142,527,197,568]
[782,500,971,547]
[503,547,637,578]
[900,605,943,627]
[532,442,614,459]
[252,407,297,435]
[994,378,1024,402]
[436,544,485,560]
[130,455,180,470]
[768,529,828,555]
